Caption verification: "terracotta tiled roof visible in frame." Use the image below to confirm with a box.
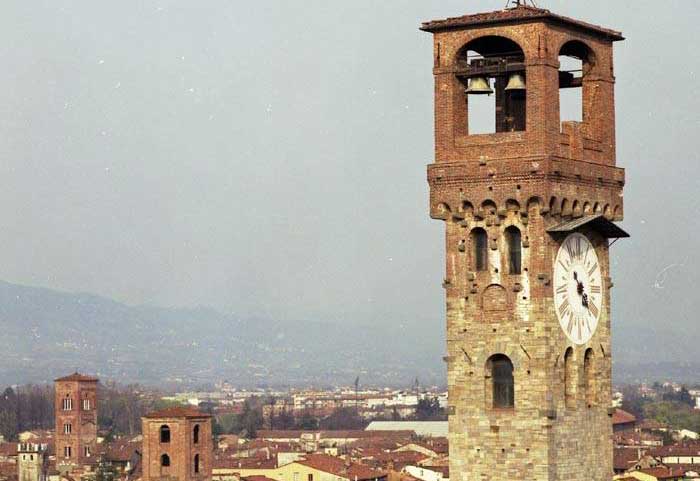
[420,5,623,40]
[613,409,637,425]
[421,466,449,478]
[367,451,429,465]
[256,430,306,439]
[651,445,700,458]
[636,466,686,479]
[143,406,211,419]
[54,372,99,382]
[613,448,643,471]
[256,430,414,441]
[639,419,669,431]
[213,456,277,470]
[242,476,278,481]
[422,437,448,454]
[297,454,386,481]
[348,438,405,451]
[0,461,17,479]
[0,443,18,458]
[98,438,141,463]
[614,431,663,447]
[321,431,412,440]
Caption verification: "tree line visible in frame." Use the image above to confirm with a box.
[0,383,446,442]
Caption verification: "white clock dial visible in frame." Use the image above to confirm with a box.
[553,233,603,345]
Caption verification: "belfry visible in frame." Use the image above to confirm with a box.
[421,3,628,480]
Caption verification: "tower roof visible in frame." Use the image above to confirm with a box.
[420,5,623,41]
[547,215,629,239]
[54,372,99,382]
[143,406,212,419]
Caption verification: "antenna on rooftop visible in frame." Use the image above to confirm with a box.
[505,0,539,7]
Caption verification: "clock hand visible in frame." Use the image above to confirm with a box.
[574,272,584,296]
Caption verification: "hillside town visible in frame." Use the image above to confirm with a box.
[0,374,700,481]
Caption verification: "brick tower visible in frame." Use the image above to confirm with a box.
[54,373,98,467]
[141,407,212,481]
[421,4,627,481]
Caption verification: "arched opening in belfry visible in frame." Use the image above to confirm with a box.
[160,425,171,444]
[559,40,595,125]
[456,36,526,134]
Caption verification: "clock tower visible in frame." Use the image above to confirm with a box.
[421,4,628,481]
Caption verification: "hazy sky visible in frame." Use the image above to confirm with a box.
[1,1,699,338]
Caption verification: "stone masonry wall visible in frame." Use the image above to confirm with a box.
[425,14,623,481]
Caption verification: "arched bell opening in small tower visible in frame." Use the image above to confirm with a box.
[559,40,596,126]
[458,36,526,134]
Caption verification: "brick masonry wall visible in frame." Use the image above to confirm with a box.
[142,416,212,481]
[424,15,623,481]
[54,380,97,466]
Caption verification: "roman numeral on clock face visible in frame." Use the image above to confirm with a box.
[590,285,601,294]
[559,299,570,318]
[588,262,599,277]
[588,302,599,319]
[565,241,575,260]
[567,312,575,335]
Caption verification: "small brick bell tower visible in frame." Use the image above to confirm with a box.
[421,4,627,481]
[142,407,212,481]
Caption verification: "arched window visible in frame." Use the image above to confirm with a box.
[161,454,170,467]
[584,348,596,407]
[193,424,200,444]
[558,40,595,124]
[564,348,575,407]
[486,354,514,409]
[160,425,170,444]
[471,228,488,272]
[505,226,522,274]
[193,454,200,474]
[457,36,526,135]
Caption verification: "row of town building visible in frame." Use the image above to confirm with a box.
[0,373,449,481]
[613,409,700,480]
[5,373,700,481]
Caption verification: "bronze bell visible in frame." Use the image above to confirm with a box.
[505,73,526,91]
[466,76,493,95]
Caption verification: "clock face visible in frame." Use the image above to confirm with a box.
[553,233,603,345]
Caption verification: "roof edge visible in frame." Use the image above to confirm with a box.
[420,7,624,41]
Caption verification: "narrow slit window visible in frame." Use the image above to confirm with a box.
[564,348,575,407]
[472,228,488,272]
[505,226,522,274]
[584,348,596,407]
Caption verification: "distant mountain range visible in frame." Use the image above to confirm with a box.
[0,280,696,388]
[0,280,444,388]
